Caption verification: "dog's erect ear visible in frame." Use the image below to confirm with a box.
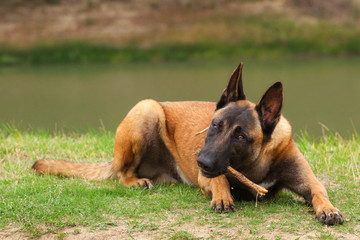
[216,62,246,110]
[255,82,283,136]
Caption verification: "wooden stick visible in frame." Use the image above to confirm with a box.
[227,166,268,196]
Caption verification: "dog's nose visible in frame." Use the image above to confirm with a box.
[197,156,213,172]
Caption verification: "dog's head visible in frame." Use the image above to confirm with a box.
[197,63,285,178]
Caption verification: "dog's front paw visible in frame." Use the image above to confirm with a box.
[211,197,235,213]
[316,207,344,225]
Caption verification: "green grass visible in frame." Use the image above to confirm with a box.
[0,127,359,239]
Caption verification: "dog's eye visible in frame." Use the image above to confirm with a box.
[212,121,222,130]
[236,135,246,141]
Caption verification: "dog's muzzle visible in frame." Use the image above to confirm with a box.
[197,155,226,178]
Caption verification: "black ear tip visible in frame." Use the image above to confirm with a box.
[235,62,244,72]
[274,81,282,87]
[271,81,283,90]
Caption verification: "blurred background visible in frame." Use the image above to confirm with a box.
[0,0,359,137]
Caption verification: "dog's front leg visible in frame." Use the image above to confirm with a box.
[308,177,344,225]
[279,146,344,225]
[291,172,344,225]
[198,173,235,212]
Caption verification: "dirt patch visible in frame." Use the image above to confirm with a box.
[0,0,149,47]
[2,215,360,240]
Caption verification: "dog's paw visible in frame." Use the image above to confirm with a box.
[127,178,154,188]
[316,207,344,225]
[137,178,154,188]
[211,198,235,213]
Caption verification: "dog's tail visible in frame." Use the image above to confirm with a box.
[32,159,117,180]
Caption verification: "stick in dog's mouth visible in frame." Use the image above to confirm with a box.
[227,166,268,196]
[194,128,268,196]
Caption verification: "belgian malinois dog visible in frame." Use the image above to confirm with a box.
[33,63,343,225]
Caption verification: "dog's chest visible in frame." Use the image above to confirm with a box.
[248,179,277,197]
[228,176,279,200]
[227,165,279,200]
[258,179,277,189]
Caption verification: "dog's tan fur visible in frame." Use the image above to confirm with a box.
[33,63,343,225]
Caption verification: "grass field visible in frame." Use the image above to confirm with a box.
[0,127,359,239]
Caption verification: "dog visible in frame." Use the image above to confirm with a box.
[32,63,343,225]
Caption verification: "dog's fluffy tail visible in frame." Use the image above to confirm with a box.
[32,159,117,180]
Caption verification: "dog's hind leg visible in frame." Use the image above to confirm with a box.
[110,99,166,188]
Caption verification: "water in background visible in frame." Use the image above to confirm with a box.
[1,57,359,137]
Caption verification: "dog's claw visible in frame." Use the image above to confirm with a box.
[211,199,235,213]
[215,205,223,213]
[134,178,154,189]
[316,208,344,225]
[224,205,235,213]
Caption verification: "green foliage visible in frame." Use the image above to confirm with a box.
[1,17,360,66]
[44,0,60,5]
[0,38,359,66]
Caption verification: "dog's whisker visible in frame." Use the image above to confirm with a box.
[195,126,209,136]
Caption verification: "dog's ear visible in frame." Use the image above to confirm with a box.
[255,82,283,136]
[216,62,246,110]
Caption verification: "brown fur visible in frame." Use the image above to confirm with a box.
[32,63,343,225]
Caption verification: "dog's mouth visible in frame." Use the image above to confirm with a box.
[200,168,227,178]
